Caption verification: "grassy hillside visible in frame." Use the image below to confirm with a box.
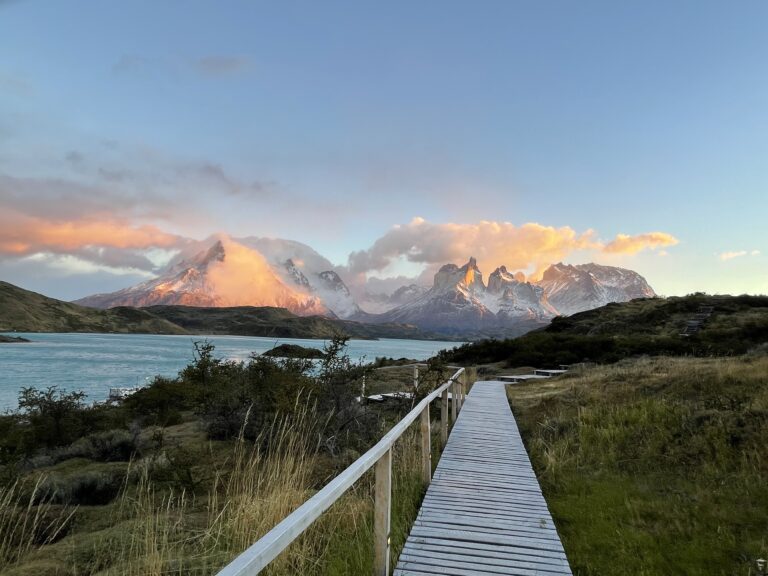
[0,281,452,340]
[442,294,768,366]
[507,355,768,575]
[0,282,187,334]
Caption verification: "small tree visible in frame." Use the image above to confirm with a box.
[17,386,86,449]
[315,336,375,454]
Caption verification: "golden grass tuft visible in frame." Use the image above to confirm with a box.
[0,476,76,571]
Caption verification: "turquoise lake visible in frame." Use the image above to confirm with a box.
[0,333,460,410]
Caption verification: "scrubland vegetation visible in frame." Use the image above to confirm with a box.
[0,338,451,575]
[442,294,768,366]
[508,354,768,576]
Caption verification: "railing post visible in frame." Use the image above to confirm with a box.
[441,388,448,445]
[413,365,419,391]
[373,449,392,576]
[420,404,431,485]
[451,381,457,422]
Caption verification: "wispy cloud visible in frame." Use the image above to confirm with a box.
[603,232,679,254]
[173,161,270,197]
[193,56,249,77]
[719,249,761,261]
[0,209,184,266]
[64,150,85,171]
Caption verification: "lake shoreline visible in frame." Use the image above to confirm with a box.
[0,332,461,411]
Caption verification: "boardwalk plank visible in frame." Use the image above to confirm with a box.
[394,380,572,575]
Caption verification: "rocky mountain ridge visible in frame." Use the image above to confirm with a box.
[75,236,656,336]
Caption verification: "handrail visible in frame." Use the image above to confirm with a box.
[218,366,466,576]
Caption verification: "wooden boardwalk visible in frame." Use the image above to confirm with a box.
[394,381,572,576]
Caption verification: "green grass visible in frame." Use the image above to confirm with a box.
[507,355,768,575]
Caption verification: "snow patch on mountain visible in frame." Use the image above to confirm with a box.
[537,262,656,316]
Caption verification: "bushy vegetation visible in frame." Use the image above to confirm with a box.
[508,355,768,576]
[0,337,445,575]
[442,294,768,366]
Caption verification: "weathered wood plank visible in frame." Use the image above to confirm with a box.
[374,449,392,576]
[394,381,572,575]
[403,540,571,568]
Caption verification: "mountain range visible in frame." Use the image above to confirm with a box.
[75,235,656,337]
[0,281,445,340]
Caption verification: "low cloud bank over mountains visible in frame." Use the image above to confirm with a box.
[76,235,656,336]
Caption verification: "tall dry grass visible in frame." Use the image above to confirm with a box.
[0,475,76,571]
[86,396,430,575]
[6,364,442,575]
[93,405,320,575]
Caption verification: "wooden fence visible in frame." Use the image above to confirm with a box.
[217,366,467,576]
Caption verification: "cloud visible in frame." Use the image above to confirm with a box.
[346,218,680,286]
[347,217,599,278]
[0,172,156,221]
[0,208,185,271]
[64,150,85,170]
[720,250,747,261]
[719,250,761,261]
[602,232,679,254]
[19,252,156,277]
[173,161,269,197]
[193,56,249,77]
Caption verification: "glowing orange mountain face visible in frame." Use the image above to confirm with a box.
[205,239,323,311]
[463,266,475,287]
[75,237,330,316]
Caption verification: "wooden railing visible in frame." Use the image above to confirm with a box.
[217,366,467,576]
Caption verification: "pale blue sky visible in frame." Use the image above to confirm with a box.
[1,0,766,299]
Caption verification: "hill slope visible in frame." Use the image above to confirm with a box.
[441,294,768,366]
[507,355,768,575]
[0,281,449,340]
[0,281,188,334]
[142,305,448,340]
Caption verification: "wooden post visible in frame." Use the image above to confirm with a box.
[373,449,391,576]
[441,388,448,445]
[420,404,431,484]
[413,365,419,391]
[451,382,457,422]
[361,375,366,399]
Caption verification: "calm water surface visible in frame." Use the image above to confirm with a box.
[0,333,460,410]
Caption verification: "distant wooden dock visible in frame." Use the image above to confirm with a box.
[394,381,572,575]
